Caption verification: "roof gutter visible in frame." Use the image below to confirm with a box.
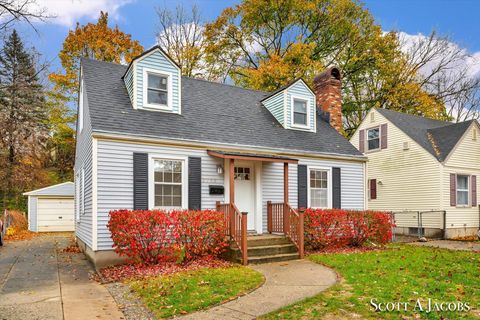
[92,130,368,162]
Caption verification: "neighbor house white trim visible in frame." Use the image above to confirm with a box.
[148,154,189,210]
[142,67,173,112]
[307,166,332,209]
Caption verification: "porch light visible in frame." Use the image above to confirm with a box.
[217,165,224,175]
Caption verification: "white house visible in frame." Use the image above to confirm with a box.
[351,108,480,238]
[75,46,367,267]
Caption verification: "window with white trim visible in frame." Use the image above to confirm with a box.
[153,159,183,207]
[147,72,168,106]
[367,127,380,151]
[293,98,308,126]
[456,175,469,206]
[309,169,329,208]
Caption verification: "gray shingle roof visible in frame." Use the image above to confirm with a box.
[82,58,363,158]
[376,108,475,161]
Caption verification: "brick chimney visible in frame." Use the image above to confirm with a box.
[313,67,342,132]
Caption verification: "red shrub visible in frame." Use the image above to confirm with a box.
[108,210,179,264]
[107,209,228,265]
[304,209,393,250]
[176,209,229,261]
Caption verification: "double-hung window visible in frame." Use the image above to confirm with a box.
[456,175,470,206]
[293,98,308,126]
[146,72,168,106]
[367,127,380,151]
[309,169,329,208]
[153,159,183,208]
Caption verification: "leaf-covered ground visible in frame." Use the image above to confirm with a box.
[129,266,264,318]
[95,257,233,283]
[262,244,480,319]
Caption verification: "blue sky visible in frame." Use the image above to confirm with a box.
[11,0,480,74]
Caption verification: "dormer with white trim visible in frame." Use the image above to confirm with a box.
[261,79,317,132]
[123,46,181,114]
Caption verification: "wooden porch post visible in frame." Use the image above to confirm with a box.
[283,162,289,234]
[229,158,235,237]
[298,209,305,258]
[241,212,248,265]
[267,201,272,233]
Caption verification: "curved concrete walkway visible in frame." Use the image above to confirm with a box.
[179,259,338,320]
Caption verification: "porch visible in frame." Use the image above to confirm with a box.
[208,150,305,265]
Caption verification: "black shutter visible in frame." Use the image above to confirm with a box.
[297,165,308,209]
[188,157,202,210]
[133,153,148,210]
[332,167,341,209]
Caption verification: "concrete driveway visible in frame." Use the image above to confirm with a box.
[0,234,124,320]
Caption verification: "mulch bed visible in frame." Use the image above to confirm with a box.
[93,257,233,283]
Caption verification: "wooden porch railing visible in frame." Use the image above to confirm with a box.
[267,201,304,258]
[216,201,248,265]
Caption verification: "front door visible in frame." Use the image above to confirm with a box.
[234,164,256,230]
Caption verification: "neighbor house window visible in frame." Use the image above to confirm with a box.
[293,98,308,126]
[367,127,380,150]
[153,159,183,207]
[456,175,470,206]
[309,169,329,208]
[147,73,168,106]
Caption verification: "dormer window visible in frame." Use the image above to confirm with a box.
[147,73,168,105]
[142,67,173,110]
[292,97,309,127]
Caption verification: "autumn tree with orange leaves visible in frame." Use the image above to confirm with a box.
[49,11,144,100]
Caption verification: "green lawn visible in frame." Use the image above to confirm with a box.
[129,266,264,318]
[262,245,480,320]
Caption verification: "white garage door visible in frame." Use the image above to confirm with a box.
[37,198,75,232]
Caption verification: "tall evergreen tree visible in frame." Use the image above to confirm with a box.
[0,29,49,211]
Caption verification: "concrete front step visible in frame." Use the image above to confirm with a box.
[239,252,300,264]
[231,243,298,258]
[229,234,300,264]
[247,235,292,247]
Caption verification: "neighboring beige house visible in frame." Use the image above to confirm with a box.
[351,108,480,238]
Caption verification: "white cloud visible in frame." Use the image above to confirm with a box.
[33,0,133,26]
[397,31,480,79]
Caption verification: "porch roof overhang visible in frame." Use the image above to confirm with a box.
[207,150,298,163]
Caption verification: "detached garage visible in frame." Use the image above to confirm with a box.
[23,182,75,232]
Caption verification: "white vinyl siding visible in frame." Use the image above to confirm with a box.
[262,92,285,126]
[96,140,224,250]
[74,72,93,248]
